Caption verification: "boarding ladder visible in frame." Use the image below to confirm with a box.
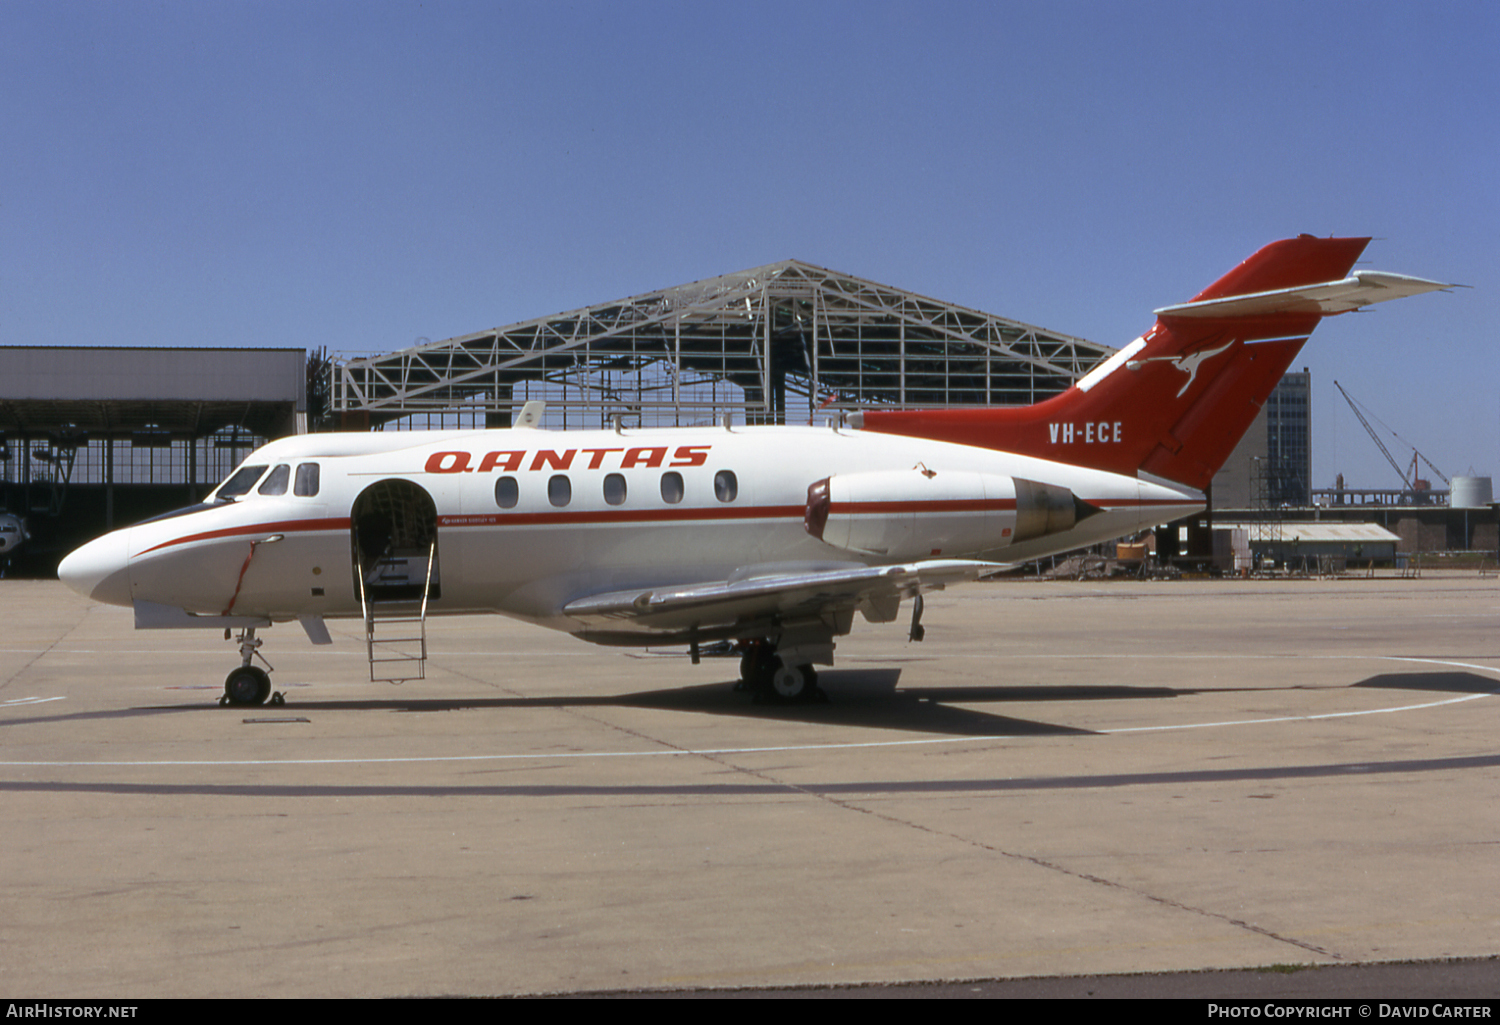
[356,541,435,683]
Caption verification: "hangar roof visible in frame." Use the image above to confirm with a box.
[0,347,305,439]
[332,259,1112,426]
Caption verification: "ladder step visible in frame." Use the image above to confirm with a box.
[365,611,429,682]
[359,540,437,683]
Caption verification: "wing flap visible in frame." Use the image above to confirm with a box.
[562,559,1000,634]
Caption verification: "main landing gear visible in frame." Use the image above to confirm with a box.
[736,640,826,704]
[220,626,284,707]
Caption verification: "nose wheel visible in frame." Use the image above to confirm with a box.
[223,665,272,706]
[220,626,282,706]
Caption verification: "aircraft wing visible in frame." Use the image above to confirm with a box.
[561,559,1001,641]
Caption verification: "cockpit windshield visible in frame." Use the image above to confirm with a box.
[214,464,268,501]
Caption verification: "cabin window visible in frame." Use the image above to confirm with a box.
[495,476,519,509]
[294,462,321,497]
[216,464,268,500]
[660,471,684,504]
[603,473,627,506]
[258,464,290,495]
[714,470,738,503]
[548,475,572,507]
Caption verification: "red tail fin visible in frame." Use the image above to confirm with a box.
[854,236,1448,491]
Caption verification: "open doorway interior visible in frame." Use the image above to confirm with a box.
[351,478,440,602]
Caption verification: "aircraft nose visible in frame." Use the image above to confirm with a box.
[58,531,133,607]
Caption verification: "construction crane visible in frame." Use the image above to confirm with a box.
[1334,380,1449,490]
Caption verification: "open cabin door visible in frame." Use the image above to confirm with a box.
[350,479,439,682]
[351,478,440,602]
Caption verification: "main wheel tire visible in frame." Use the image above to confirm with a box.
[224,666,272,707]
[767,661,819,703]
[770,662,805,700]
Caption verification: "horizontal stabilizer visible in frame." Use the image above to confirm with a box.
[1154,271,1454,319]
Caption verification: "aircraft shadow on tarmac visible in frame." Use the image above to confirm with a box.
[4,669,1494,738]
[569,670,1109,736]
[0,669,1173,736]
[281,668,1211,736]
[580,666,1499,732]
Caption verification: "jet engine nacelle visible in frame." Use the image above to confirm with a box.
[804,469,1085,560]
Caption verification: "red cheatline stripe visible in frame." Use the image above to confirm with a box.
[441,497,1192,528]
[439,505,807,527]
[138,517,352,555]
[137,495,1199,552]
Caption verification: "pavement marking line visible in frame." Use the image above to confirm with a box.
[1100,693,1494,734]
[1101,655,1500,734]
[0,655,1495,769]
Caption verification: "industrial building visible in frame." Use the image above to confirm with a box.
[0,346,305,569]
[1199,367,1496,565]
[1211,370,1312,510]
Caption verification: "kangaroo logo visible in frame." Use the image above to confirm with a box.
[1127,340,1234,398]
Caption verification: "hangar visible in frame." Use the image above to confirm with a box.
[330,259,1113,429]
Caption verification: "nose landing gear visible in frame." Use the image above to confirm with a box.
[220,627,282,706]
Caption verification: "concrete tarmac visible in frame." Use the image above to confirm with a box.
[2,574,1498,998]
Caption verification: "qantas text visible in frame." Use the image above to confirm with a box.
[424,446,712,474]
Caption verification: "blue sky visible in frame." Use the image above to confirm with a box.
[4,0,1495,489]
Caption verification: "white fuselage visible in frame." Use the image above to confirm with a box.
[62,423,1202,641]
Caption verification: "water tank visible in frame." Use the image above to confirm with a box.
[1450,476,1493,508]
